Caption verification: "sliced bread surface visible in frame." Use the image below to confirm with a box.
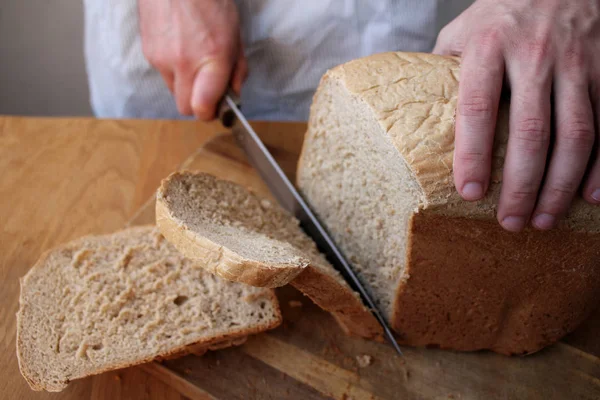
[297,51,600,354]
[156,172,383,340]
[17,226,281,392]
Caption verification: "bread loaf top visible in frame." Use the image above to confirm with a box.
[326,52,599,231]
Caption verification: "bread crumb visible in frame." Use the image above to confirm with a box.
[356,354,373,368]
[288,300,303,308]
[113,374,121,381]
[184,368,192,374]
[260,199,272,209]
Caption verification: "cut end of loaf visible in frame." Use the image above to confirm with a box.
[299,67,423,320]
[157,172,384,340]
[16,226,281,391]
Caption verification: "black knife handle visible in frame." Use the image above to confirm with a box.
[217,89,241,128]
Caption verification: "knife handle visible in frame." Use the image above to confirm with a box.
[217,89,241,128]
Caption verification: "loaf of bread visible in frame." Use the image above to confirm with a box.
[17,226,281,391]
[156,172,383,340]
[296,52,600,355]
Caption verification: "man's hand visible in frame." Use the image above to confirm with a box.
[434,0,600,231]
[139,0,246,120]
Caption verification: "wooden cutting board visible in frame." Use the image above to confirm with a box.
[1,116,599,400]
[128,132,600,400]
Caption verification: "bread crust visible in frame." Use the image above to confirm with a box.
[298,51,600,354]
[292,267,384,341]
[329,51,600,229]
[16,226,282,391]
[156,197,304,288]
[393,213,600,355]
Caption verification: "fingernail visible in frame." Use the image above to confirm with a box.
[501,216,526,232]
[461,182,484,200]
[592,189,600,203]
[532,213,555,230]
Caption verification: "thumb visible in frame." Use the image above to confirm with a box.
[191,58,233,121]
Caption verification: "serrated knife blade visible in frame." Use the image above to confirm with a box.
[218,92,403,356]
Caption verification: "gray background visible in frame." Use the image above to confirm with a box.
[0,0,93,116]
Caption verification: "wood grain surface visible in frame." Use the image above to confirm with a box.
[1,116,599,400]
[0,116,222,400]
[128,133,600,400]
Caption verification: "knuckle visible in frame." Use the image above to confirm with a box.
[562,129,595,150]
[560,119,595,149]
[562,47,586,71]
[475,28,502,49]
[507,188,538,203]
[547,182,577,198]
[173,50,191,71]
[513,117,550,154]
[438,25,451,41]
[457,149,489,163]
[538,186,576,214]
[458,92,496,118]
[525,36,552,64]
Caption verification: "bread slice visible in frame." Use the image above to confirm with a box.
[17,226,281,392]
[156,172,383,340]
[297,51,600,355]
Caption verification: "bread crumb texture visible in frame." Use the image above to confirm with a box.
[156,172,383,340]
[17,226,281,391]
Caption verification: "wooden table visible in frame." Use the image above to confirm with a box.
[1,116,599,400]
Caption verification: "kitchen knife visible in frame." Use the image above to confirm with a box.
[218,92,403,356]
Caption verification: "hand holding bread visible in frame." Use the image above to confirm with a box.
[435,0,600,231]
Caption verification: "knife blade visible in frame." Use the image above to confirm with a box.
[219,92,403,356]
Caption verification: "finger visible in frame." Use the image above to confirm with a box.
[498,63,553,232]
[583,82,600,204]
[582,144,600,204]
[160,70,175,93]
[532,73,594,229]
[231,48,248,96]
[191,58,232,121]
[453,34,504,201]
[174,69,194,116]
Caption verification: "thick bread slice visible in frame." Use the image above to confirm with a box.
[297,52,600,355]
[156,172,383,340]
[17,226,281,392]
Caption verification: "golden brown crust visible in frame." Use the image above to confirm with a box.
[291,267,384,341]
[332,52,600,230]
[156,191,304,288]
[392,212,600,355]
[330,52,460,206]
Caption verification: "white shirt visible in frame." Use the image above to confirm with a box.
[84,0,473,121]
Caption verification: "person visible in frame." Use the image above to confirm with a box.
[83,0,600,232]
